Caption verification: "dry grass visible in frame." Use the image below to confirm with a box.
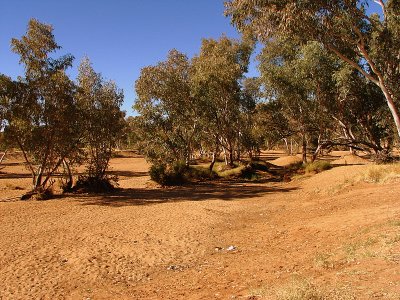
[360,164,400,183]
[314,163,400,196]
[275,278,355,300]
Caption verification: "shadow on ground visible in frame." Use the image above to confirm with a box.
[74,182,297,207]
[0,172,32,179]
[106,170,148,178]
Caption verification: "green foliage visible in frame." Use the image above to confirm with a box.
[304,161,332,174]
[150,161,218,186]
[149,161,188,186]
[5,18,81,193]
[74,175,117,193]
[76,57,125,183]
[226,0,400,139]
[134,36,255,167]
[191,36,254,165]
[134,50,199,165]
[1,19,124,197]
[189,166,219,181]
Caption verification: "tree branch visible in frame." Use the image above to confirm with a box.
[325,44,379,85]
[373,0,386,20]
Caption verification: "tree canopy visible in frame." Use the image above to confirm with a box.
[225,0,400,138]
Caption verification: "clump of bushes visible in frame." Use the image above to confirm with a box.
[149,161,217,186]
[213,160,272,181]
[286,161,305,173]
[73,175,118,193]
[304,160,332,174]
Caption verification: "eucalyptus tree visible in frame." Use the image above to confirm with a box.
[191,36,253,167]
[0,74,13,132]
[238,77,263,159]
[134,49,200,166]
[76,57,125,184]
[259,39,335,162]
[328,64,393,155]
[6,19,80,195]
[252,101,293,153]
[226,0,400,139]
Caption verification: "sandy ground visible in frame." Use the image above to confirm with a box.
[0,152,399,299]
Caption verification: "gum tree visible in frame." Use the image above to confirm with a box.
[76,57,125,187]
[191,36,253,167]
[134,50,199,165]
[6,19,80,196]
[225,0,400,139]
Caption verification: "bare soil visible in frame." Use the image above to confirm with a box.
[0,152,399,299]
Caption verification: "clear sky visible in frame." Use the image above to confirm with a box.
[0,0,248,115]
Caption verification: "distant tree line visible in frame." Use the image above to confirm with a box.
[0,19,125,198]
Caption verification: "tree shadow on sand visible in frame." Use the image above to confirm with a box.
[74,182,298,207]
[106,170,149,178]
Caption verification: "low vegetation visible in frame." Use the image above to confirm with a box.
[149,161,218,186]
[274,278,355,300]
[304,161,332,174]
[360,164,400,184]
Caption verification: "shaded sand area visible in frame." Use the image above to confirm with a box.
[1,153,399,299]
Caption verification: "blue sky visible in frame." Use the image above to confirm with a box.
[1,0,252,115]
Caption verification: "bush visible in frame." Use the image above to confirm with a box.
[150,161,218,186]
[189,166,219,181]
[73,175,117,193]
[305,161,331,174]
[149,161,188,186]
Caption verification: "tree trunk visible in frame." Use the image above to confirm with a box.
[62,159,73,192]
[302,134,307,164]
[311,135,322,163]
[229,150,234,166]
[34,166,43,190]
[380,84,400,139]
[248,150,253,161]
[311,145,321,163]
[283,138,289,155]
[222,147,228,165]
[209,151,217,172]
[0,149,7,165]
[290,138,294,155]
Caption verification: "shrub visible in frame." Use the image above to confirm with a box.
[149,163,169,186]
[189,166,219,181]
[361,163,400,183]
[286,161,305,172]
[248,160,270,172]
[305,161,331,174]
[149,161,188,186]
[150,161,218,186]
[73,175,117,193]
